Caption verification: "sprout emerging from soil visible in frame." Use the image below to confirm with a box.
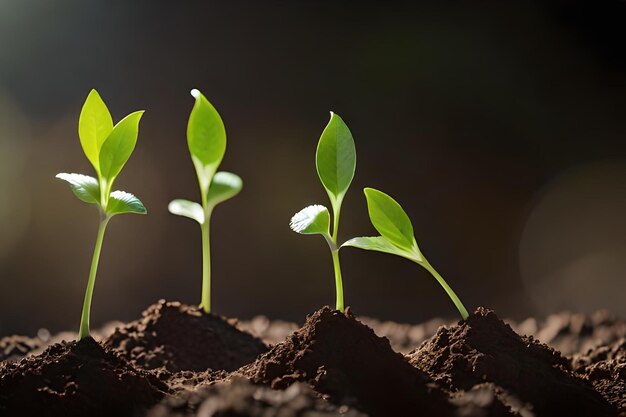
[56,89,146,339]
[290,112,356,312]
[342,188,469,319]
[168,89,242,314]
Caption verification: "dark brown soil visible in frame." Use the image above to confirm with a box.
[238,306,454,417]
[105,300,268,372]
[0,334,41,362]
[2,304,624,416]
[408,307,617,417]
[572,337,626,413]
[0,337,166,417]
[148,377,368,417]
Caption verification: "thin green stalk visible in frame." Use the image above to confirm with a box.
[331,249,344,311]
[421,259,469,320]
[200,219,211,313]
[330,201,344,312]
[78,214,110,339]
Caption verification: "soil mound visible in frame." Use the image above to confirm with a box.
[239,306,453,417]
[408,307,616,417]
[106,300,267,372]
[0,337,166,417]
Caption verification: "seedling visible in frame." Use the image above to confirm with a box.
[342,188,469,319]
[56,89,146,339]
[168,89,242,314]
[290,112,356,312]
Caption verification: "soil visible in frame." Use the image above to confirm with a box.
[1,302,624,417]
[105,300,268,372]
[0,337,166,417]
[407,307,617,417]
[238,306,454,416]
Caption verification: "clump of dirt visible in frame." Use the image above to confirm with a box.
[148,377,368,417]
[0,337,166,417]
[572,337,626,413]
[106,300,268,372]
[238,306,454,417]
[408,307,616,417]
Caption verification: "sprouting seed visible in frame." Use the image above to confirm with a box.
[290,112,356,312]
[168,89,242,314]
[56,89,146,339]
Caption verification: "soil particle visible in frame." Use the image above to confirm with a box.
[572,337,626,413]
[0,337,166,417]
[408,307,616,417]
[148,377,368,417]
[105,300,268,372]
[238,306,454,417]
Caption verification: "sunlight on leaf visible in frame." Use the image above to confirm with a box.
[56,173,100,204]
[168,199,204,224]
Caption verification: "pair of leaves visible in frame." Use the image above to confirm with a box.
[290,112,356,243]
[342,188,423,262]
[169,171,242,225]
[57,90,146,216]
[168,90,242,225]
[79,90,143,186]
[55,173,146,216]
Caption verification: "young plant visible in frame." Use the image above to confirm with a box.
[56,89,146,340]
[168,89,242,314]
[342,188,469,319]
[290,112,356,312]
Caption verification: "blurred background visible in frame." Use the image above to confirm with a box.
[1,1,625,336]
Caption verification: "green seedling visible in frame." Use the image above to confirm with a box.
[290,112,356,312]
[342,188,469,319]
[56,89,146,339]
[168,89,242,314]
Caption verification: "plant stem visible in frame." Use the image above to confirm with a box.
[421,259,469,320]
[331,248,344,312]
[200,216,211,313]
[329,200,345,312]
[78,215,110,340]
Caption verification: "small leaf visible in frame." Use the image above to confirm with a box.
[341,236,422,262]
[290,205,331,237]
[206,171,243,208]
[363,188,416,252]
[107,190,147,215]
[315,112,356,206]
[78,90,113,172]
[187,89,226,194]
[99,111,144,184]
[168,199,204,224]
[56,173,100,205]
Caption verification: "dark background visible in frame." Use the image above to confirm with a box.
[1,1,625,336]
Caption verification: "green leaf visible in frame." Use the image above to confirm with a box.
[290,205,331,237]
[341,236,422,262]
[78,90,113,172]
[98,111,144,184]
[107,190,147,215]
[187,89,226,194]
[206,171,243,208]
[363,188,416,252]
[56,173,100,205]
[315,112,356,207]
[168,199,204,224]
